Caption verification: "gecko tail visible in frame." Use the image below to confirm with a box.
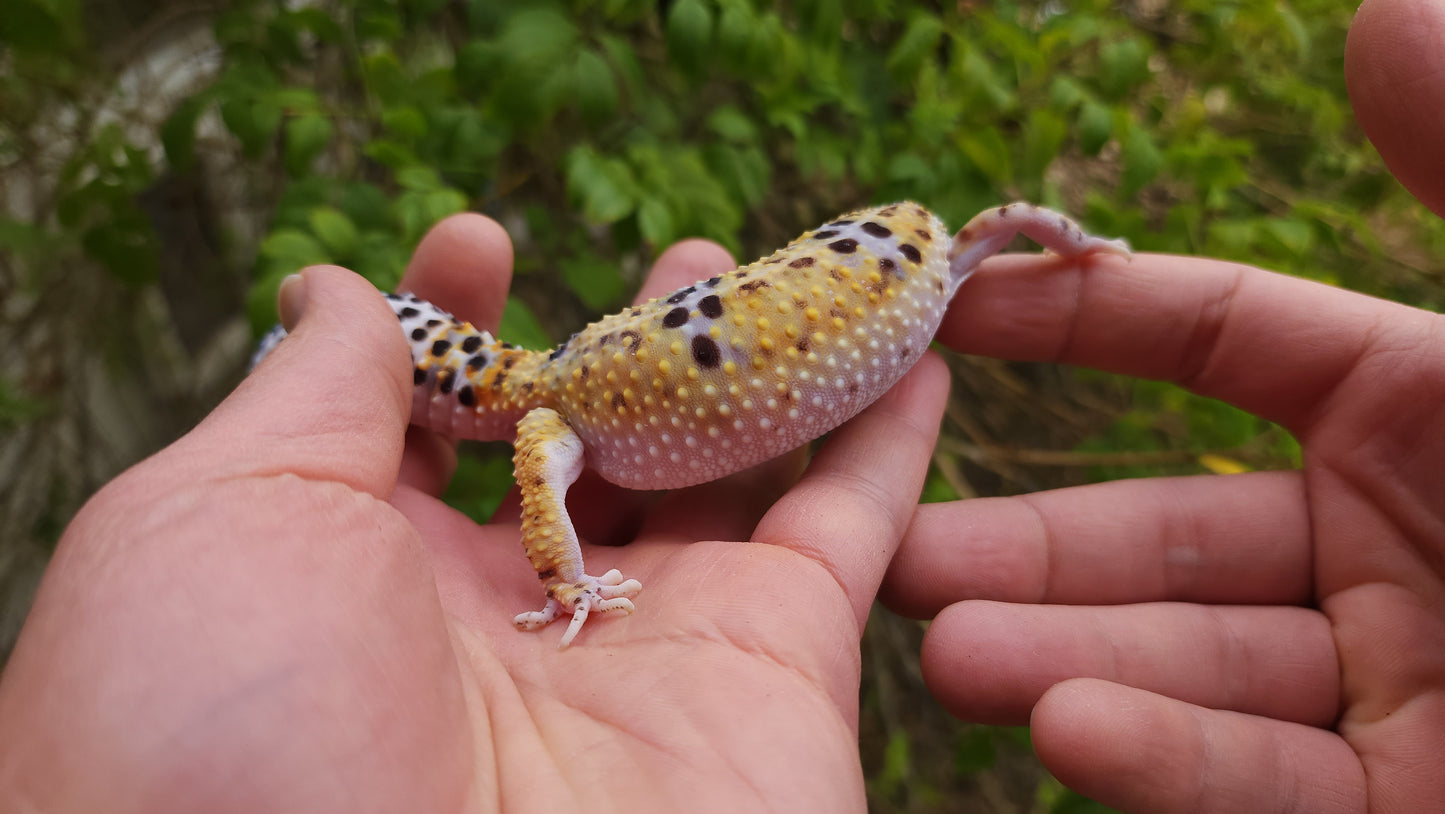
[249,323,290,371]
[947,202,1131,286]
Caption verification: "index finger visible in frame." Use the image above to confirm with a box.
[938,252,1433,435]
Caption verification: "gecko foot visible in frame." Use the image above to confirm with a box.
[513,569,644,649]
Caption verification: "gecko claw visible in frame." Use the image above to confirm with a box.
[514,570,643,648]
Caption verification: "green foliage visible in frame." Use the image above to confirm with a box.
[7,0,1442,809]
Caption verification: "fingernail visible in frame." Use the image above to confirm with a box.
[278,273,307,331]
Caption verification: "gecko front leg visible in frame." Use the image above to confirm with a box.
[510,407,643,648]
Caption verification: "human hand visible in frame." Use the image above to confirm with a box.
[0,214,950,813]
[881,1,1445,810]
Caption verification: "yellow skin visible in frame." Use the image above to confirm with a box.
[371,202,1129,646]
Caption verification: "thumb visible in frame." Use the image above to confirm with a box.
[173,265,414,499]
[1345,0,1445,217]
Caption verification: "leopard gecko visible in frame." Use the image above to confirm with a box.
[253,202,1129,647]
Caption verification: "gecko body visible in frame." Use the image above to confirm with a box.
[257,202,1129,647]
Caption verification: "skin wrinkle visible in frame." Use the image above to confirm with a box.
[1173,261,1248,393]
[1290,312,1387,442]
[1320,457,1444,592]
[1019,492,1064,604]
[754,514,864,634]
[1046,258,1090,366]
[1212,607,1255,713]
[1180,702,1212,814]
[1158,482,1200,599]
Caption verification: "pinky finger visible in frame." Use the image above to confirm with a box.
[1032,678,1365,814]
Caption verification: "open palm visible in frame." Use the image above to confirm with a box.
[881,4,1445,808]
[0,214,950,814]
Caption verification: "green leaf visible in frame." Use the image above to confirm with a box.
[1099,37,1151,100]
[886,12,944,82]
[259,228,329,267]
[574,49,620,126]
[706,105,758,144]
[363,139,420,170]
[666,0,713,75]
[162,93,209,171]
[308,206,358,256]
[284,113,333,175]
[0,0,80,53]
[363,51,409,104]
[637,197,675,247]
[423,188,468,223]
[382,105,428,140]
[957,127,1012,188]
[1022,108,1067,179]
[338,182,394,231]
[1120,124,1162,195]
[561,256,628,310]
[1077,101,1113,155]
[443,452,515,524]
[498,296,552,350]
[565,146,637,224]
[397,166,443,191]
[82,217,158,287]
[1262,216,1315,256]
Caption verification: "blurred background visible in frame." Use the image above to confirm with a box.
[2,0,1440,810]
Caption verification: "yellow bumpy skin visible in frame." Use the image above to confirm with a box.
[252,202,1130,647]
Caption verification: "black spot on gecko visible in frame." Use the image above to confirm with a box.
[666,286,696,304]
[611,392,625,410]
[413,368,426,385]
[431,339,451,356]
[738,279,771,294]
[788,256,815,268]
[629,308,643,319]
[466,354,489,371]
[899,244,922,264]
[795,337,809,352]
[829,219,854,227]
[879,257,898,276]
[861,221,892,238]
[662,307,689,328]
[491,370,508,389]
[500,342,517,350]
[705,276,722,288]
[550,334,574,361]
[691,335,721,368]
[399,306,419,318]
[915,229,932,242]
[813,229,839,239]
[457,385,475,406]
[410,327,427,341]
[461,335,483,353]
[829,239,859,254]
[598,334,612,347]
[438,369,455,394]
[620,330,642,353]
[426,319,442,328]
[537,568,556,581]
[503,356,517,369]
[698,295,723,319]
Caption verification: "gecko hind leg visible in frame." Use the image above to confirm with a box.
[511,407,642,649]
